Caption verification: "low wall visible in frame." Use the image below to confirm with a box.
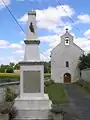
[0,77,48,102]
[0,81,20,102]
[81,68,90,82]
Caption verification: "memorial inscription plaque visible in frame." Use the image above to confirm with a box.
[23,71,41,93]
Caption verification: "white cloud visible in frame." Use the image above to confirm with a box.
[0,40,23,49]
[0,0,10,9]
[0,40,9,48]
[40,35,60,49]
[9,43,22,49]
[0,40,9,45]
[19,5,74,31]
[20,40,24,44]
[77,14,90,23]
[19,13,28,23]
[40,48,51,61]
[0,56,22,65]
[74,37,90,53]
[84,29,90,39]
[0,39,24,64]
[13,50,24,55]
[51,25,72,35]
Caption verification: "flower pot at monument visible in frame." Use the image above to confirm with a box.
[53,113,63,120]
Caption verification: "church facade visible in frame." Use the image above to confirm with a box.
[51,29,84,83]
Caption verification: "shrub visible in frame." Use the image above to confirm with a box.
[8,106,18,120]
[44,73,51,78]
[6,67,14,73]
[5,87,16,102]
[0,102,14,114]
[51,104,66,115]
[44,80,55,87]
[44,86,48,93]
[0,102,17,120]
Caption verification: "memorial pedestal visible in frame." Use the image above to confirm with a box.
[14,94,52,120]
[14,11,52,120]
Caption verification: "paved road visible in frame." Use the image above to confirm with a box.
[63,84,90,120]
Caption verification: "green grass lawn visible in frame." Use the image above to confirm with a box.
[74,80,90,94]
[45,83,69,104]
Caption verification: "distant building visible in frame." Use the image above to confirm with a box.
[14,70,20,73]
[51,29,84,83]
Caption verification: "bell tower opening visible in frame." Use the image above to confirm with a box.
[65,37,69,45]
[65,28,70,45]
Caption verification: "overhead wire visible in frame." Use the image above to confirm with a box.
[55,0,82,36]
[1,0,26,35]
[2,0,83,37]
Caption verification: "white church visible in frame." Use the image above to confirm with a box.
[51,29,84,83]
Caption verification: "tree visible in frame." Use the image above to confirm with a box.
[9,62,15,68]
[0,64,6,73]
[78,53,90,70]
[0,67,5,73]
[14,63,20,70]
[44,61,51,73]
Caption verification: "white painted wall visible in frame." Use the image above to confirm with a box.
[81,68,90,82]
[51,31,84,83]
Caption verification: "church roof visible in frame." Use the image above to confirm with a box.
[61,28,73,38]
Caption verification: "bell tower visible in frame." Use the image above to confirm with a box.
[61,28,74,45]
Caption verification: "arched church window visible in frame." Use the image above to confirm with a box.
[66,61,69,67]
[65,37,69,45]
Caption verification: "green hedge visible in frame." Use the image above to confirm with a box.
[0,73,20,78]
[44,80,55,93]
[0,73,51,83]
[44,73,51,78]
[0,73,20,83]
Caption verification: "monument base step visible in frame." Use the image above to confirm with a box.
[14,94,52,120]
[14,109,52,120]
[14,118,52,120]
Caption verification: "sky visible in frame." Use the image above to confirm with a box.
[0,0,90,64]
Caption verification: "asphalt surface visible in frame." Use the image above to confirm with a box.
[62,84,90,120]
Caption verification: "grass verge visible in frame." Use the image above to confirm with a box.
[45,83,69,104]
[74,80,90,94]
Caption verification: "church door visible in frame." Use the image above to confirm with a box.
[64,73,71,83]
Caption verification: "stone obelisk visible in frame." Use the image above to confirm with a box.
[14,11,51,120]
